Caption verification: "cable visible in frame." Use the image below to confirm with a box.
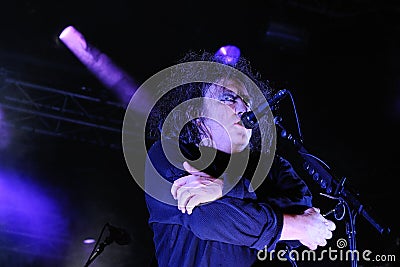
[285,90,304,143]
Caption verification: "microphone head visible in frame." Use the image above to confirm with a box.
[241,111,258,129]
[107,224,131,245]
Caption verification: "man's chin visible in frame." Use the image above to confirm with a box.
[231,141,250,153]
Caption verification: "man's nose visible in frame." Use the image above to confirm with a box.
[234,98,249,116]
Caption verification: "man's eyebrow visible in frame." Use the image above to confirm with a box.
[221,88,248,98]
[222,88,252,106]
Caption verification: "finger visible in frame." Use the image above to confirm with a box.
[176,185,191,206]
[183,161,211,177]
[171,176,190,199]
[318,238,327,247]
[183,161,199,173]
[171,184,178,200]
[173,176,203,200]
[177,190,193,214]
[325,220,336,231]
[185,195,203,215]
[325,230,333,239]
[309,243,318,250]
[302,241,317,251]
[304,207,316,215]
[313,207,321,213]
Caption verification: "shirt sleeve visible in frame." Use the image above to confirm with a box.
[145,192,283,251]
[258,154,313,213]
[144,140,283,251]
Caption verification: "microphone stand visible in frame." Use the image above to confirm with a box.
[273,115,390,267]
[84,236,113,267]
[83,222,132,267]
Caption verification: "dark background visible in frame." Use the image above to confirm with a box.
[0,1,399,266]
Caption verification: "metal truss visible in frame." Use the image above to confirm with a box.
[0,68,127,150]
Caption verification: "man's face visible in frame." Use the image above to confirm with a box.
[202,78,252,153]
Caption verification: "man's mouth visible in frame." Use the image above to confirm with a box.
[234,120,244,127]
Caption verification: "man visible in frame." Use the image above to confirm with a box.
[144,50,335,266]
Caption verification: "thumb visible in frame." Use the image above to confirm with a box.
[183,161,200,173]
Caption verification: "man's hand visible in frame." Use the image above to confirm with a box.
[281,207,336,250]
[171,161,223,215]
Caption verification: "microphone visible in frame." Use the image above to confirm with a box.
[241,89,289,129]
[106,223,131,245]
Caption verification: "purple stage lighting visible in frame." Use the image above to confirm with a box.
[0,168,69,264]
[214,45,241,66]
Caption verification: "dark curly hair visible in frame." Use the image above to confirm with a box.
[145,49,276,153]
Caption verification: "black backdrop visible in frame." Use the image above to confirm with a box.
[0,1,399,266]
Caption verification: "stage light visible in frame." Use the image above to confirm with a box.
[58,25,138,106]
[83,238,96,244]
[214,45,241,66]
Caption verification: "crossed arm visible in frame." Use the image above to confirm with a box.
[171,161,224,214]
[171,161,336,251]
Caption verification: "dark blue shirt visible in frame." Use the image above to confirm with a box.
[145,139,312,267]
